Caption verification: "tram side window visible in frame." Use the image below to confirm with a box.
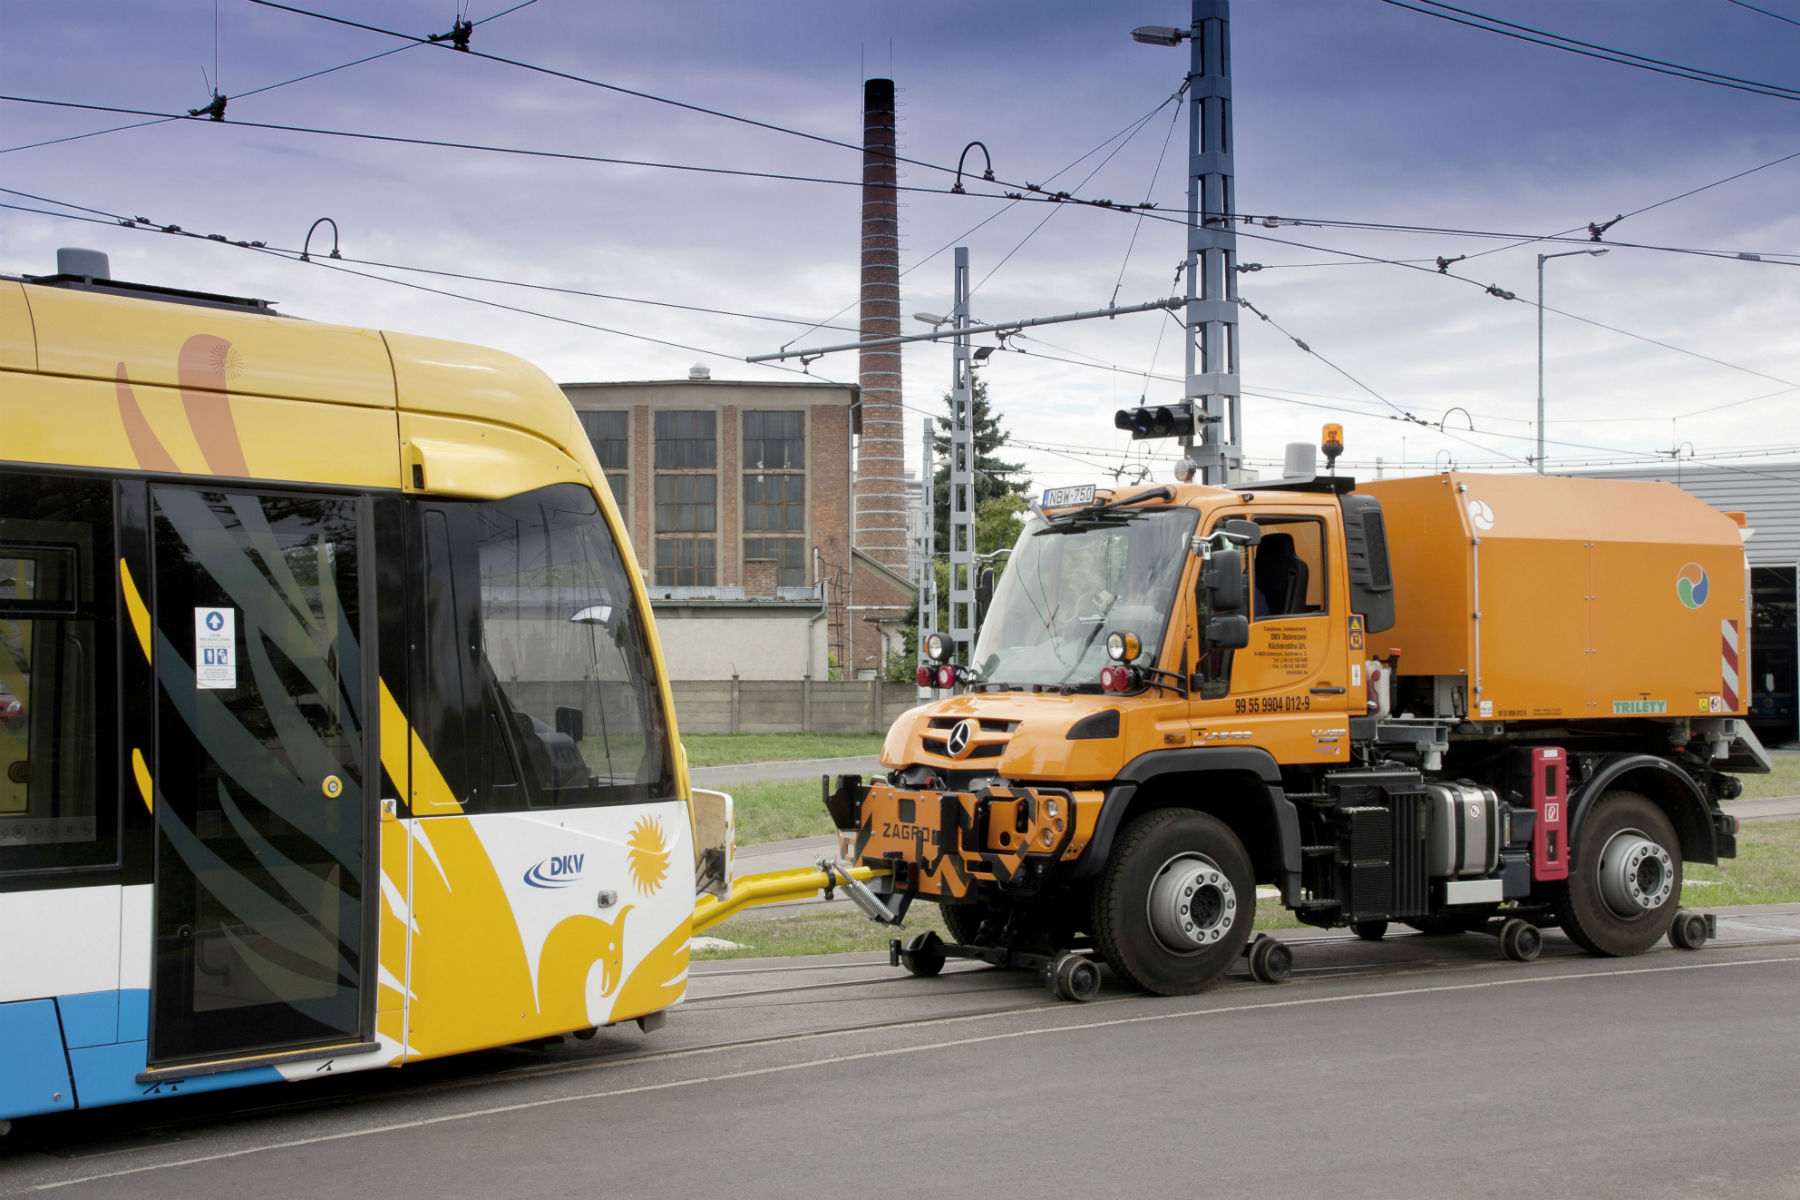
[0,471,116,873]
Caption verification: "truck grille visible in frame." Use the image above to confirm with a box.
[921,716,1019,761]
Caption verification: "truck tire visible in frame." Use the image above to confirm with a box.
[941,899,998,946]
[1558,790,1682,957]
[1091,808,1255,995]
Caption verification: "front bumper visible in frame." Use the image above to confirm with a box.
[829,779,1079,899]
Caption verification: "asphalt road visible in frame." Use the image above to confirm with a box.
[6,908,1799,1198]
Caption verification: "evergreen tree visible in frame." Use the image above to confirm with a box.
[930,375,1030,551]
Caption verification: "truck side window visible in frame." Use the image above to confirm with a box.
[1251,517,1327,619]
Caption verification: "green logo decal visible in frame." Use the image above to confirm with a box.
[1612,700,1668,715]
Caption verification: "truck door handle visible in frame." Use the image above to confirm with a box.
[1310,686,1346,695]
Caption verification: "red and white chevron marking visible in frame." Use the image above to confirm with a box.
[1722,619,1740,711]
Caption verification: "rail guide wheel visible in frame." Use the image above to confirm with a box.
[1668,908,1714,950]
[1245,934,1292,984]
[898,929,948,977]
[1045,952,1102,1002]
[1498,917,1543,962]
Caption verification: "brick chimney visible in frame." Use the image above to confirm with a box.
[854,77,908,572]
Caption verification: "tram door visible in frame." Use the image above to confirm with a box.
[148,487,370,1066]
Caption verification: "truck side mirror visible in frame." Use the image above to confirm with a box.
[1205,613,1250,650]
[1202,547,1246,614]
[975,566,995,617]
[554,705,584,744]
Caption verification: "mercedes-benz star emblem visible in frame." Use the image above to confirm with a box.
[946,718,977,759]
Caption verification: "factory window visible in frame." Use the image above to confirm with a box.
[743,410,804,471]
[578,410,630,515]
[744,412,805,588]
[654,412,716,586]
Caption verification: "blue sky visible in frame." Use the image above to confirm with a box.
[4,0,1799,487]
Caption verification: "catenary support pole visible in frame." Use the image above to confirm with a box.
[1186,0,1241,485]
[948,247,976,657]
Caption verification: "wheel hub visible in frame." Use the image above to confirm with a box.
[1597,828,1675,918]
[1146,853,1237,953]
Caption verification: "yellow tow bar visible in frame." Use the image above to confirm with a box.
[692,860,895,934]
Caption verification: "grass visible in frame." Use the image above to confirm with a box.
[694,906,951,960]
[682,732,885,768]
[726,779,837,845]
[1735,756,1800,801]
[1684,817,1800,906]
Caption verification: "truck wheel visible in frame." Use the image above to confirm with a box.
[941,900,998,946]
[1091,809,1255,996]
[1352,920,1389,942]
[1558,790,1682,957]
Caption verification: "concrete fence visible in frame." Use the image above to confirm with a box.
[670,678,919,734]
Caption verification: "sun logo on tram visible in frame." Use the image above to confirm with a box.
[1676,562,1709,609]
[627,816,670,894]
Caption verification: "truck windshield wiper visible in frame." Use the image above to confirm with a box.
[1089,485,1173,516]
[1047,485,1174,524]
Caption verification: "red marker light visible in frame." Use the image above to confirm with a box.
[936,664,957,689]
[916,665,933,687]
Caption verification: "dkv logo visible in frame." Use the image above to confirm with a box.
[523,853,586,889]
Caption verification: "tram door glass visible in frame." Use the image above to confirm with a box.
[149,488,367,1064]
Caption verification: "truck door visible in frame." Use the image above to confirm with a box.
[1189,508,1352,762]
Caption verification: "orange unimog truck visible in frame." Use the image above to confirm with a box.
[824,437,1768,1000]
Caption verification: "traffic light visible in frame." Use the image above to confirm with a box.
[1113,402,1197,440]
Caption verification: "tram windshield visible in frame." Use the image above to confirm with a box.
[475,486,673,805]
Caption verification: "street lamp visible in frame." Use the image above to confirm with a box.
[1536,248,1608,473]
[1130,24,1188,45]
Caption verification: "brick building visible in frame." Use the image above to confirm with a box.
[561,373,913,680]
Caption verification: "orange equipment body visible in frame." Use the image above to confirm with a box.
[1364,472,1750,723]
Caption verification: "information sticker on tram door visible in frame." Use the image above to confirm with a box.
[195,606,237,689]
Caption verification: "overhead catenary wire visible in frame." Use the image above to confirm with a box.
[0,93,1179,226]
[33,150,1756,458]
[971,89,1183,297]
[243,0,1169,222]
[1,0,537,157]
[1720,0,1800,28]
[0,191,841,381]
[1377,0,1800,103]
[778,89,1190,352]
[1223,225,1800,400]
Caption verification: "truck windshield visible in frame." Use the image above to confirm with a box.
[970,505,1199,688]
